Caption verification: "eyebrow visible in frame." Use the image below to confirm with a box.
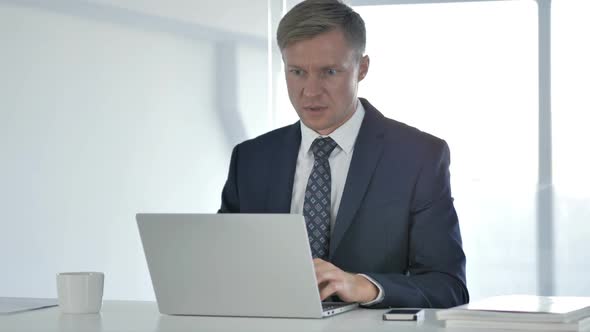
[286,64,341,70]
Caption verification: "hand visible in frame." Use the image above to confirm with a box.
[313,258,378,303]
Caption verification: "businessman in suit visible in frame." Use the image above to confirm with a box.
[219,0,468,308]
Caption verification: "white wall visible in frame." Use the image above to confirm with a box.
[0,1,269,300]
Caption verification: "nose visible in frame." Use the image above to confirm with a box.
[302,76,322,98]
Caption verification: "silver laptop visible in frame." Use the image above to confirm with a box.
[136,213,358,318]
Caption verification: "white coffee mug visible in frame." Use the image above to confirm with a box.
[56,272,104,314]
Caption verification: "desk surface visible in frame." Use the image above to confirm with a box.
[0,300,509,332]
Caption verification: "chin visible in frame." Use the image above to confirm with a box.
[301,119,326,132]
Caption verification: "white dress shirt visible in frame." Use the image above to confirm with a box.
[289,100,384,306]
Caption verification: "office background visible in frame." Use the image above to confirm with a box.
[1,0,588,303]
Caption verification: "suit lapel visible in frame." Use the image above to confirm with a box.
[265,122,301,213]
[330,99,386,257]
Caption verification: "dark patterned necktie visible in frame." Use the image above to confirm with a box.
[304,137,338,260]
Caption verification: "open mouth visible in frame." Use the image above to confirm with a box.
[303,106,328,112]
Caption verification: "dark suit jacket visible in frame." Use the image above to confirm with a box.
[219,98,469,308]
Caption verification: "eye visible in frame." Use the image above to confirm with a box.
[289,68,303,76]
[326,68,337,76]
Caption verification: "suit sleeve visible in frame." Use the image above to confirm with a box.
[365,140,469,308]
[218,144,240,213]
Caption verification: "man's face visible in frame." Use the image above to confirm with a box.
[282,29,369,135]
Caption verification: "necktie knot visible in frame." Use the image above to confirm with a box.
[310,137,338,161]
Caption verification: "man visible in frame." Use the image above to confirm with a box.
[219,0,468,308]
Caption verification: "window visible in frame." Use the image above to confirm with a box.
[552,0,590,296]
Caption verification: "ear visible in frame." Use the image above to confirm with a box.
[358,55,370,81]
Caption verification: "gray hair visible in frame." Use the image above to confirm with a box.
[277,0,366,58]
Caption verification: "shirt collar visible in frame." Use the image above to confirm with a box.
[300,100,365,155]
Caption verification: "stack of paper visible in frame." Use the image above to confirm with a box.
[436,295,590,331]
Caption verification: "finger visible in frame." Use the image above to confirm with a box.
[313,258,330,271]
[316,268,340,285]
[313,259,336,275]
[319,281,340,301]
[314,262,340,284]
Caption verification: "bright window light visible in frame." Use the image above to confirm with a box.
[552,0,590,296]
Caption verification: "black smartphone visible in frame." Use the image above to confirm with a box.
[382,308,424,321]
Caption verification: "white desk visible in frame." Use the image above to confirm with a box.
[0,300,502,332]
